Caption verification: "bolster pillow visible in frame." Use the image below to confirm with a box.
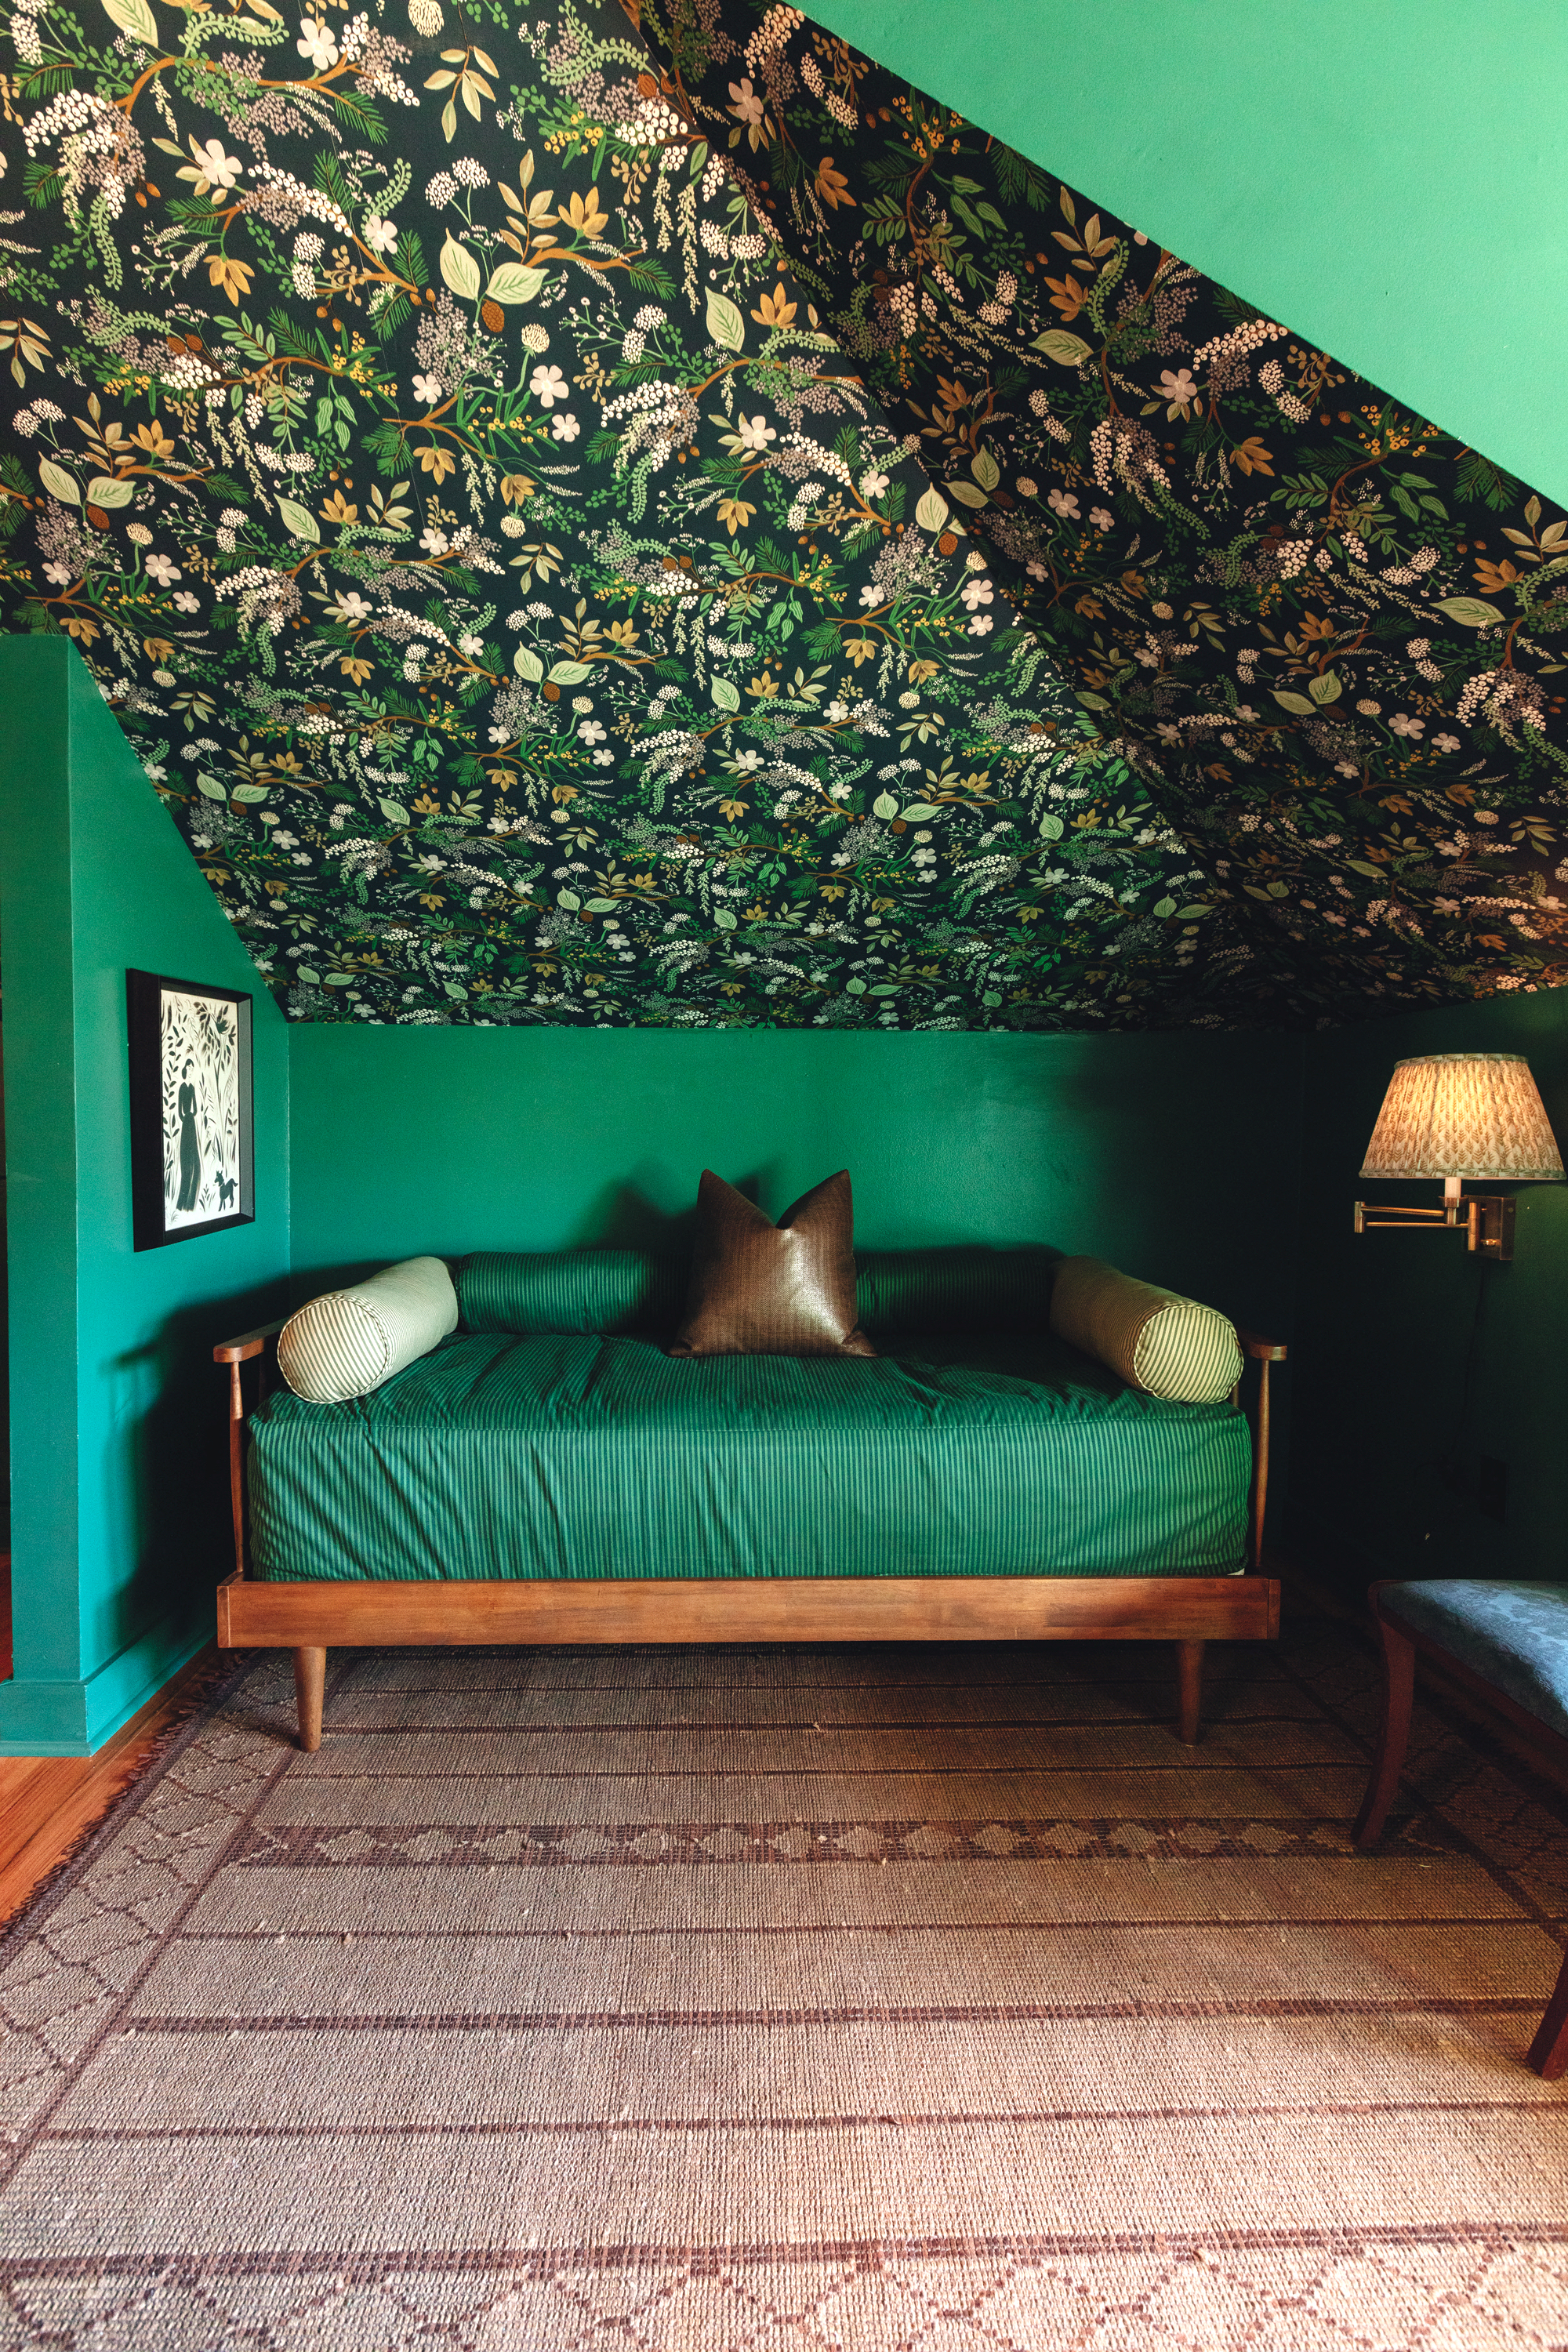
[1049,1255,1242,1404]
[278,1255,459,1404]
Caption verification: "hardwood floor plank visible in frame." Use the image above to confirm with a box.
[0,1645,223,1929]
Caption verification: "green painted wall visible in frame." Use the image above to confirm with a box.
[1292,987,1568,1591]
[0,641,291,1754]
[812,0,1568,510]
[289,1022,1303,1328]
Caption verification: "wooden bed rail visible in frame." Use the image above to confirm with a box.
[215,1319,287,1582]
[1236,1330,1287,1572]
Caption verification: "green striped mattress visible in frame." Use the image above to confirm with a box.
[249,1250,1248,1584]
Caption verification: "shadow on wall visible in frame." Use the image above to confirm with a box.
[1290,989,1568,1594]
[98,1278,288,1655]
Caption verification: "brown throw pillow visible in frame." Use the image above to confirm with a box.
[670,1169,876,1358]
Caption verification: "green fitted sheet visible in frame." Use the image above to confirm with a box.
[249,1331,1249,1584]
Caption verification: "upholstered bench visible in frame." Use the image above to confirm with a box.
[1354,1577,1568,2078]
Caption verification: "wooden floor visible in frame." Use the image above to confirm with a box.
[0,1643,220,1930]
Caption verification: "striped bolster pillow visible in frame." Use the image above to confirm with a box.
[277,1256,459,1404]
[1049,1256,1242,1404]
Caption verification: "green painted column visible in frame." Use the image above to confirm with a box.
[0,640,292,1754]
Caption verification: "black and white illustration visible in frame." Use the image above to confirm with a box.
[128,971,253,1250]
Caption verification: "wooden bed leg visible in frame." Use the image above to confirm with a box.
[1352,1614,1415,1849]
[293,1646,326,1753]
[1176,1639,1204,1745]
[1527,1947,1568,2080]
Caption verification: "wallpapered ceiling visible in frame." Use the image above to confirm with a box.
[3,0,1567,1028]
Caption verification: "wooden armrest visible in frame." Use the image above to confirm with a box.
[1237,1330,1287,1363]
[213,1317,288,1366]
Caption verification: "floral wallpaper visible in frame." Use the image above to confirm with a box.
[2,0,1566,1027]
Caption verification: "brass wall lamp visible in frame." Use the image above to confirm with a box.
[1354,1052,1563,1262]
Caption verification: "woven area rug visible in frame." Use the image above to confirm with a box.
[1,1601,1566,2350]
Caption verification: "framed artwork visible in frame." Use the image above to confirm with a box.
[127,970,254,1250]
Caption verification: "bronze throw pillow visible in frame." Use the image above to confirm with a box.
[670,1169,876,1358]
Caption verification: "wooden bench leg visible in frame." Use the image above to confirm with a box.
[293,1646,326,1753]
[1527,1946,1568,2081]
[1176,1639,1204,1746]
[1353,1614,1415,1849]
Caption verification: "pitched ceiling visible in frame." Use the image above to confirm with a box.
[3,0,1566,1028]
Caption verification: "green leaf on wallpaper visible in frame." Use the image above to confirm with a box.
[1176,904,1214,919]
[232,783,269,804]
[583,897,618,913]
[195,774,227,800]
[899,802,938,821]
[710,675,741,712]
[379,798,411,825]
[1267,879,1290,897]
[86,474,132,510]
[513,646,544,681]
[873,792,898,818]
[484,263,546,304]
[914,488,949,534]
[38,459,78,505]
[1076,691,1110,711]
[101,0,158,44]
[971,447,1000,492]
[440,234,482,302]
[548,659,593,684]
[947,478,988,508]
[1272,690,1317,716]
[704,289,745,353]
[1308,671,1341,705]
[713,906,737,930]
[276,496,319,542]
[1152,896,1177,918]
[1347,860,1385,878]
[557,888,581,909]
[1040,815,1064,840]
[844,977,866,994]
[1032,329,1092,365]
[1436,597,1505,628]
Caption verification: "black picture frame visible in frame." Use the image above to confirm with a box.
[127,969,255,1251]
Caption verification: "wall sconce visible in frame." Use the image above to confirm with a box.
[1354,1052,1563,1262]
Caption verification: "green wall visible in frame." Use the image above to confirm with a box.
[1292,987,1568,1590]
[813,0,1568,510]
[0,641,291,1754]
[288,1024,1303,1331]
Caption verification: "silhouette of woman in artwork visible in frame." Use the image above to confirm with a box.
[175,1059,201,1213]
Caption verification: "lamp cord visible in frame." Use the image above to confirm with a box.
[1446,1255,1490,1477]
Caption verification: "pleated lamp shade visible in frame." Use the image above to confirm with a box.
[1359,1054,1565,1181]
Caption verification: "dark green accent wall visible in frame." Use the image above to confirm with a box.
[1293,988,1568,1589]
[0,640,291,1755]
[288,1025,1304,1333]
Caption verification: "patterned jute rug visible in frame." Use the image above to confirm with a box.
[1,1600,1566,2350]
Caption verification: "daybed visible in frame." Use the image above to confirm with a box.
[215,1246,1283,1749]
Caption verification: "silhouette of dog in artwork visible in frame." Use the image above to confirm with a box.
[215,1173,238,1210]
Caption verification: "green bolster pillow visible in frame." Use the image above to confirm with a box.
[1049,1255,1243,1404]
[278,1255,459,1403]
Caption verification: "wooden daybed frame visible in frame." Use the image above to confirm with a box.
[214,1322,1285,1751]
